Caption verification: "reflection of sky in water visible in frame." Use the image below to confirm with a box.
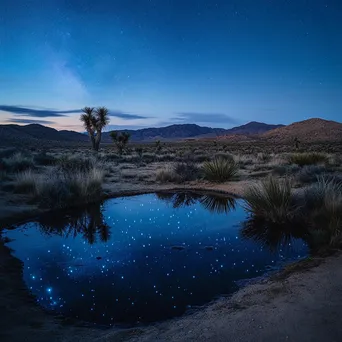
[3,193,308,326]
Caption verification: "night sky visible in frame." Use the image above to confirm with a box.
[1,0,341,130]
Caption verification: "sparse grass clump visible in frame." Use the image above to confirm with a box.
[288,152,328,167]
[244,176,297,223]
[14,170,38,193]
[203,157,238,182]
[296,165,326,184]
[35,166,104,209]
[304,176,342,246]
[156,167,181,183]
[2,152,34,172]
[0,148,18,159]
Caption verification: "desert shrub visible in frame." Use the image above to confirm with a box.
[14,170,38,193]
[234,154,255,167]
[174,161,200,182]
[142,153,155,163]
[272,164,300,176]
[257,152,271,163]
[57,156,98,173]
[156,167,181,183]
[213,153,234,161]
[193,154,210,163]
[34,152,57,166]
[135,147,144,159]
[0,148,18,159]
[296,165,326,184]
[288,152,328,167]
[156,154,176,162]
[244,177,298,223]
[104,153,120,162]
[2,152,34,172]
[202,157,238,182]
[304,176,342,246]
[35,166,104,209]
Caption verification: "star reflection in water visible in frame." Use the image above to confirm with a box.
[3,192,308,326]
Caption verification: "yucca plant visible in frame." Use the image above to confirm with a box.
[244,176,297,223]
[202,157,238,182]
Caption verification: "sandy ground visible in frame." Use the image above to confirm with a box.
[1,181,342,342]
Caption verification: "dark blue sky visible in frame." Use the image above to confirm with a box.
[1,0,341,130]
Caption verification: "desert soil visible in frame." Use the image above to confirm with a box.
[1,181,342,342]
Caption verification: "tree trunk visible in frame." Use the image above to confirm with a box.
[95,130,102,151]
[90,134,96,150]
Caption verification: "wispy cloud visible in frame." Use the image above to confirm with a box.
[0,105,81,117]
[172,112,237,124]
[6,118,56,124]
[109,110,152,120]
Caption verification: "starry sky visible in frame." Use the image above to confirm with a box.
[1,0,341,131]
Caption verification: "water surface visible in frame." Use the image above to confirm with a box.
[3,192,308,326]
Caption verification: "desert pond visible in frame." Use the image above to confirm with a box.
[3,192,308,326]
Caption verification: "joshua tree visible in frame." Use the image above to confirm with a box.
[110,131,131,155]
[155,140,162,153]
[80,106,110,151]
[135,147,143,159]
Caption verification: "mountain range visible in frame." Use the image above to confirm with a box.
[0,119,341,146]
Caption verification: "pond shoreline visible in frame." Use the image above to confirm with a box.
[0,182,340,342]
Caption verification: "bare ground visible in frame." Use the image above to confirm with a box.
[1,180,342,341]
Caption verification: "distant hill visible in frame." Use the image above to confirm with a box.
[222,121,284,137]
[0,124,88,146]
[263,118,342,143]
[102,122,283,142]
[102,124,227,142]
[1,119,339,146]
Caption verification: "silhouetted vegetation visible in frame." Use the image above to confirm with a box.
[80,106,110,151]
[36,203,110,244]
[110,131,131,155]
[203,157,238,182]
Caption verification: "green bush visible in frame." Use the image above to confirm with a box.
[288,152,328,167]
[244,177,297,223]
[202,157,238,182]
